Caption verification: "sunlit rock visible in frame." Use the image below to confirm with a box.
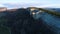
[0,7,7,11]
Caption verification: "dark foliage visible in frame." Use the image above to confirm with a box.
[0,8,55,34]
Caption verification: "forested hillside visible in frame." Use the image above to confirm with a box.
[0,8,55,34]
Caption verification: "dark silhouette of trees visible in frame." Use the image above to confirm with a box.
[0,8,55,34]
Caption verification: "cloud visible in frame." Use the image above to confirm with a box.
[2,3,41,8]
[0,4,6,7]
[0,1,60,10]
[39,4,60,8]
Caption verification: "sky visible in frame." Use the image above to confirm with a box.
[0,0,60,9]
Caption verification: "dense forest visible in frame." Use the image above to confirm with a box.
[0,8,55,34]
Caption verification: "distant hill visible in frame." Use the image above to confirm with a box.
[44,8,60,12]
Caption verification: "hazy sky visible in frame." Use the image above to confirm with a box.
[0,0,60,9]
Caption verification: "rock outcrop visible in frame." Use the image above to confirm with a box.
[0,7,7,12]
